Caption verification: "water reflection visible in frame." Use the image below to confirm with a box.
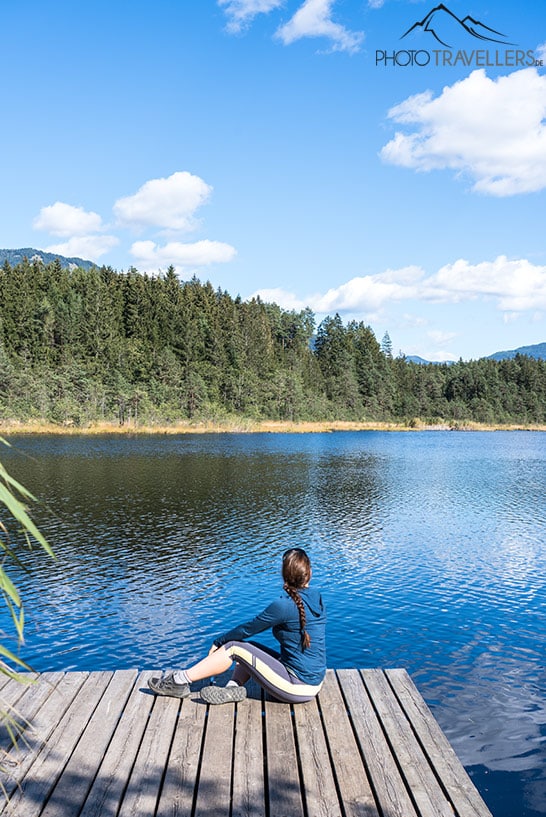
[0,431,545,817]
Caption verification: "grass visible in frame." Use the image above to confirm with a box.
[0,418,544,435]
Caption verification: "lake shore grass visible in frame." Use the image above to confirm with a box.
[0,418,545,435]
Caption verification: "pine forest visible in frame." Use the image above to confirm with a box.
[0,258,544,428]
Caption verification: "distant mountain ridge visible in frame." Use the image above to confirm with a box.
[407,342,546,364]
[406,355,433,365]
[401,4,514,48]
[0,247,96,271]
[487,342,546,362]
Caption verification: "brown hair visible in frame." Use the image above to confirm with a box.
[282,548,312,650]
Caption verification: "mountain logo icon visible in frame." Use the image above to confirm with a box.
[401,4,516,48]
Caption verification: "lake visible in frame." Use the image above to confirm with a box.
[1,431,544,817]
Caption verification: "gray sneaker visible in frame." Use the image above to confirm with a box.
[148,672,191,698]
[200,684,247,705]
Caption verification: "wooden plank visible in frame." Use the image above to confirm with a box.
[0,673,63,753]
[5,672,86,752]
[318,671,379,817]
[0,671,89,808]
[117,680,181,817]
[39,669,138,817]
[0,674,38,716]
[386,669,494,817]
[156,692,207,817]
[0,668,495,817]
[79,671,157,817]
[0,673,14,693]
[231,684,265,817]
[337,669,418,817]
[0,673,60,721]
[2,672,111,817]
[264,697,304,817]
[193,698,235,817]
[293,694,342,817]
[362,670,454,817]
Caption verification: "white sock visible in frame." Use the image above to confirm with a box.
[226,680,239,687]
[173,670,191,685]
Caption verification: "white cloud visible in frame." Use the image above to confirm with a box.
[368,0,385,7]
[401,313,429,328]
[33,202,104,237]
[34,201,117,261]
[219,0,284,33]
[276,0,363,53]
[311,266,423,312]
[45,235,119,261]
[253,256,546,315]
[429,256,546,310]
[428,330,457,344]
[502,312,521,324]
[33,170,236,268]
[252,267,423,316]
[113,171,212,232]
[380,67,546,196]
[130,239,237,271]
[219,0,364,52]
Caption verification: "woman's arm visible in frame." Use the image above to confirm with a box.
[213,597,289,647]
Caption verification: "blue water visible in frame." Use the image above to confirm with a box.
[0,431,544,817]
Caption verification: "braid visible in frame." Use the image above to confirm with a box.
[284,583,311,650]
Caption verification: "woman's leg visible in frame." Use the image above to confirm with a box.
[184,641,277,685]
[150,641,322,703]
[231,663,251,685]
[148,645,234,697]
[206,641,322,704]
[184,646,233,682]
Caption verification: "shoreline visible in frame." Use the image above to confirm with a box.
[0,419,545,436]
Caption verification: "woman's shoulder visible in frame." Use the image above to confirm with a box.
[263,593,296,615]
[300,587,326,615]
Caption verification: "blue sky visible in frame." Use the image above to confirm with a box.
[1,0,545,361]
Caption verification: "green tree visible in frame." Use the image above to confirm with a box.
[381,331,393,359]
[315,315,361,415]
[0,259,545,426]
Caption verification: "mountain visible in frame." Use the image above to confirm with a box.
[406,342,546,364]
[401,4,514,48]
[487,342,546,362]
[406,355,456,365]
[406,355,433,365]
[0,247,96,271]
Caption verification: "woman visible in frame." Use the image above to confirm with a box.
[148,548,326,705]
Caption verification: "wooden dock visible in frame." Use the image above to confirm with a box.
[0,668,493,817]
